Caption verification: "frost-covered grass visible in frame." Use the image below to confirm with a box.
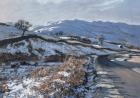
[0,38,96,59]
[0,56,97,98]
[32,57,86,97]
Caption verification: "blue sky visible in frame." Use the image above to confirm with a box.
[0,0,140,25]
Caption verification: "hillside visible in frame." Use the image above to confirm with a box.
[33,20,140,47]
[0,23,21,39]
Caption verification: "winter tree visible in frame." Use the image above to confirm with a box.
[15,20,32,36]
[96,35,105,46]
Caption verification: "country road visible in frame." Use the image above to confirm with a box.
[96,55,140,98]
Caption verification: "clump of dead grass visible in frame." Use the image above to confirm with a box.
[31,56,87,97]
[31,67,49,78]
[0,81,9,93]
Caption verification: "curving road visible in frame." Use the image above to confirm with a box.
[96,55,140,98]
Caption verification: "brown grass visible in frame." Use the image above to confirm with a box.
[31,67,49,78]
[0,53,38,64]
[33,57,87,96]
[68,68,85,86]
[0,81,9,93]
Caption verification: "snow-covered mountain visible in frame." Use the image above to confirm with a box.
[33,20,140,47]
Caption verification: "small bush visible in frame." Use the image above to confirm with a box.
[33,57,87,97]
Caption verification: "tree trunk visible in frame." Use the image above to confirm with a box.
[22,31,25,36]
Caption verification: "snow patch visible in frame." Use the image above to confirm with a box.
[58,71,71,77]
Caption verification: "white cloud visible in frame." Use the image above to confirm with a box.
[0,0,139,25]
[36,0,67,4]
[95,0,125,11]
[101,0,124,6]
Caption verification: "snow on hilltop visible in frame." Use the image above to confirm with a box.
[0,22,21,39]
[33,20,140,47]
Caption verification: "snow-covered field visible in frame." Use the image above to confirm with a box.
[0,20,140,98]
[0,35,99,98]
[0,56,97,98]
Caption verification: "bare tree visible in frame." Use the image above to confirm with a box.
[15,20,32,36]
[96,35,105,46]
